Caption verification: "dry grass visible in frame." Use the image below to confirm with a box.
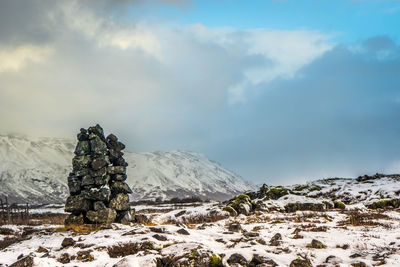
[338,211,392,227]
[0,212,67,226]
[56,223,110,234]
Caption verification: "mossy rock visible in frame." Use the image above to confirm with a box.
[264,187,290,200]
[223,206,237,216]
[334,201,346,210]
[209,254,223,267]
[368,199,400,209]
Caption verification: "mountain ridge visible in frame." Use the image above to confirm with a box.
[0,134,255,203]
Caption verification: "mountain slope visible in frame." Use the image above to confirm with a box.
[0,135,254,203]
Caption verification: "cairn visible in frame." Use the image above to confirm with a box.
[64,124,134,225]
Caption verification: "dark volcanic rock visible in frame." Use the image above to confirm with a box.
[65,125,133,225]
[65,213,85,225]
[65,195,91,213]
[86,208,117,224]
[110,181,132,194]
[109,194,130,211]
[10,255,34,267]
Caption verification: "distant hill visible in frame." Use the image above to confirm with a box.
[0,135,255,203]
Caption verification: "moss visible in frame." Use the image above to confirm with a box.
[334,201,346,210]
[309,185,322,192]
[265,187,290,200]
[231,194,251,206]
[223,206,237,216]
[293,185,309,192]
[209,254,222,267]
[369,199,400,209]
[189,249,198,259]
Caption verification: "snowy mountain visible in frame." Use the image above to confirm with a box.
[0,135,254,203]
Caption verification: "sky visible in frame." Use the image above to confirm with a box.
[0,0,400,185]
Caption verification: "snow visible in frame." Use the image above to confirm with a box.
[0,135,255,204]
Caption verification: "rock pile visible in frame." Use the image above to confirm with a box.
[64,124,134,225]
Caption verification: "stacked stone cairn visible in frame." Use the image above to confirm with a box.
[64,124,134,225]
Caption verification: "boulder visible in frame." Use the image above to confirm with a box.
[94,201,107,211]
[67,173,81,195]
[109,194,130,211]
[289,259,312,267]
[94,175,110,186]
[74,140,90,156]
[65,213,85,225]
[227,253,248,266]
[107,166,126,175]
[89,135,108,155]
[91,157,109,170]
[116,210,136,223]
[88,124,105,139]
[72,155,91,171]
[110,181,132,194]
[10,255,34,267]
[87,208,117,224]
[285,202,325,212]
[269,233,282,246]
[81,187,111,202]
[65,195,91,213]
[61,237,75,248]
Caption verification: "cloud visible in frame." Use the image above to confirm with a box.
[0,45,52,73]
[1,1,398,183]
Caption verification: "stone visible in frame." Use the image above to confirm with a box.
[65,125,133,225]
[75,168,90,177]
[289,258,312,267]
[58,253,71,264]
[113,157,128,167]
[89,135,108,155]
[65,213,85,225]
[112,174,127,181]
[94,201,107,211]
[9,255,34,267]
[77,128,89,141]
[90,167,107,177]
[227,253,248,266]
[152,234,167,241]
[81,175,95,187]
[250,254,278,267]
[110,181,132,194]
[309,239,326,249]
[65,195,91,213]
[88,124,105,139]
[228,223,242,232]
[94,175,110,186]
[107,166,126,175]
[325,255,343,265]
[72,155,91,171]
[109,194,130,211]
[116,210,136,223]
[61,237,75,248]
[285,203,325,212]
[269,233,282,246]
[81,187,111,202]
[176,228,190,235]
[67,173,81,195]
[74,140,90,156]
[86,208,117,224]
[91,157,109,170]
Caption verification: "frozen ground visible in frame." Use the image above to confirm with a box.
[1,175,400,266]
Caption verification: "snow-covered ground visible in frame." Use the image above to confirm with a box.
[1,175,400,266]
[1,204,400,266]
